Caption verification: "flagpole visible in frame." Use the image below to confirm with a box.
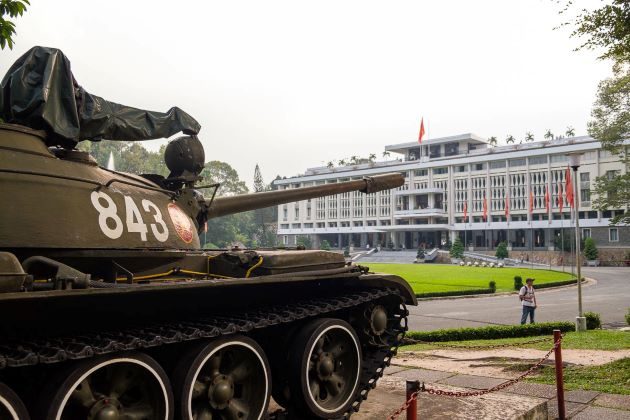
[560,212,565,272]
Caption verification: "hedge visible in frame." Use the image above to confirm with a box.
[534,279,578,290]
[416,288,494,299]
[405,321,574,342]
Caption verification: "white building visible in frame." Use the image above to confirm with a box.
[275,134,628,253]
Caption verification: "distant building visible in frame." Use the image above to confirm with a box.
[275,134,629,255]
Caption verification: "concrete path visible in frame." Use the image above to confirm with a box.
[407,267,630,331]
[354,364,630,419]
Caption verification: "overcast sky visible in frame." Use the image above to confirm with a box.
[0,0,611,186]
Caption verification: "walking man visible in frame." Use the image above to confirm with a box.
[519,278,537,324]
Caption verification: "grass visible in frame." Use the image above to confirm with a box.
[401,330,630,351]
[528,358,630,395]
[367,263,575,294]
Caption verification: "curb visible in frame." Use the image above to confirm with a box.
[415,278,595,301]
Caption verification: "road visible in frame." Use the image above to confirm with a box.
[406,267,630,331]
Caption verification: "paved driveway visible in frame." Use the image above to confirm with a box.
[407,267,630,331]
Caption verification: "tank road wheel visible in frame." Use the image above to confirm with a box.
[288,318,362,419]
[41,352,173,420]
[174,336,271,420]
[0,382,29,420]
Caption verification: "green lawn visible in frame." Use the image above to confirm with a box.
[367,263,575,294]
[402,330,630,352]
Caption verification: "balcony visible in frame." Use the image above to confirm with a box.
[395,187,444,195]
[394,207,446,218]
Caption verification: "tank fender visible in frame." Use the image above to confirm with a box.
[359,274,417,305]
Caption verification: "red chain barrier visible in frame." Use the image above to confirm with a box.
[403,335,552,349]
[387,333,564,419]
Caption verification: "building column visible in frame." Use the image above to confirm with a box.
[337,233,342,249]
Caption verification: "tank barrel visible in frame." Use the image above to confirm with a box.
[206,173,404,219]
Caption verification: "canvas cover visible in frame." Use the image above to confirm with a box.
[0,46,200,148]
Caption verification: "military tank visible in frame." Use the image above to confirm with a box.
[0,47,416,420]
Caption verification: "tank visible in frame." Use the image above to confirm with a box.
[0,47,416,420]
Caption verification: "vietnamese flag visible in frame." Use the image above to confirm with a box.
[482,195,488,221]
[463,201,468,221]
[545,186,550,212]
[529,188,535,214]
[504,194,510,217]
[558,183,564,212]
[418,118,426,144]
[565,167,574,207]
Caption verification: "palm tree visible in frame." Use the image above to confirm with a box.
[350,155,359,165]
[488,136,498,147]
[382,151,390,159]
[368,153,376,162]
[544,129,553,140]
[525,132,534,142]
[338,159,346,166]
[506,135,515,144]
[565,126,575,137]
[327,161,334,169]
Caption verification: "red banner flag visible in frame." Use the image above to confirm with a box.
[545,186,550,213]
[565,167,574,208]
[529,188,534,214]
[504,194,509,217]
[558,182,564,213]
[463,201,468,221]
[418,118,425,144]
[482,195,488,221]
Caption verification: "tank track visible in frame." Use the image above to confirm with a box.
[0,287,408,418]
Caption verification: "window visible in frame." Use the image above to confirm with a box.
[529,156,547,165]
[609,228,619,242]
[455,165,466,173]
[606,170,620,181]
[291,223,301,229]
[489,160,506,169]
[509,158,526,167]
[280,224,289,229]
[472,163,485,171]
[303,223,313,228]
[444,143,459,156]
[282,206,288,221]
[580,173,591,205]
[353,221,363,227]
[429,145,441,158]
[550,154,568,164]
[433,167,448,175]
[283,235,288,245]
[582,228,591,239]
[294,207,299,219]
[599,150,614,159]
[414,169,428,177]
[328,222,337,227]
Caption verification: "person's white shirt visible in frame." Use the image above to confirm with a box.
[519,285,536,307]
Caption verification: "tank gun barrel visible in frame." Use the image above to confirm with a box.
[206,173,404,219]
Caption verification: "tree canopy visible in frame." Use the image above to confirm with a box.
[0,0,29,50]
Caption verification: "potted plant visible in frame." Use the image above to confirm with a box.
[583,237,599,267]
[449,237,464,264]
[415,248,425,263]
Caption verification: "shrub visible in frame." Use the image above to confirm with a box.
[320,239,331,251]
[534,279,578,289]
[495,241,509,259]
[406,321,574,342]
[450,237,464,259]
[488,281,496,292]
[343,246,350,257]
[416,248,425,259]
[584,311,602,330]
[416,288,494,299]
[626,308,630,326]
[514,275,523,290]
[583,237,599,260]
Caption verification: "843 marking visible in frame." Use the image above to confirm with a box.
[90,191,169,242]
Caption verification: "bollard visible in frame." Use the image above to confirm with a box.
[406,380,420,420]
[553,330,566,420]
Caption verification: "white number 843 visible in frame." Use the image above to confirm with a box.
[90,191,169,242]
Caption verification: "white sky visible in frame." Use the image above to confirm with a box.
[0,0,611,186]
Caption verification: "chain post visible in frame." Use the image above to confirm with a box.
[406,380,420,420]
[553,330,566,420]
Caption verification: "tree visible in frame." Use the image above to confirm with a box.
[296,235,313,249]
[495,241,509,259]
[382,151,390,159]
[561,1,630,224]
[583,237,599,260]
[488,136,498,147]
[525,132,534,142]
[505,135,515,144]
[0,0,29,50]
[320,239,331,251]
[449,237,464,259]
[252,164,276,247]
[368,153,376,162]
[565,126,575,137]
[350,155,359,165]
[78,140,168,176]
[200,161,248,196]
[544,129,554,140]
[327,161,334,169]
[338,159,346,166]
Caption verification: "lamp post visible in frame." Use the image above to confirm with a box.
[567,152,586,332]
